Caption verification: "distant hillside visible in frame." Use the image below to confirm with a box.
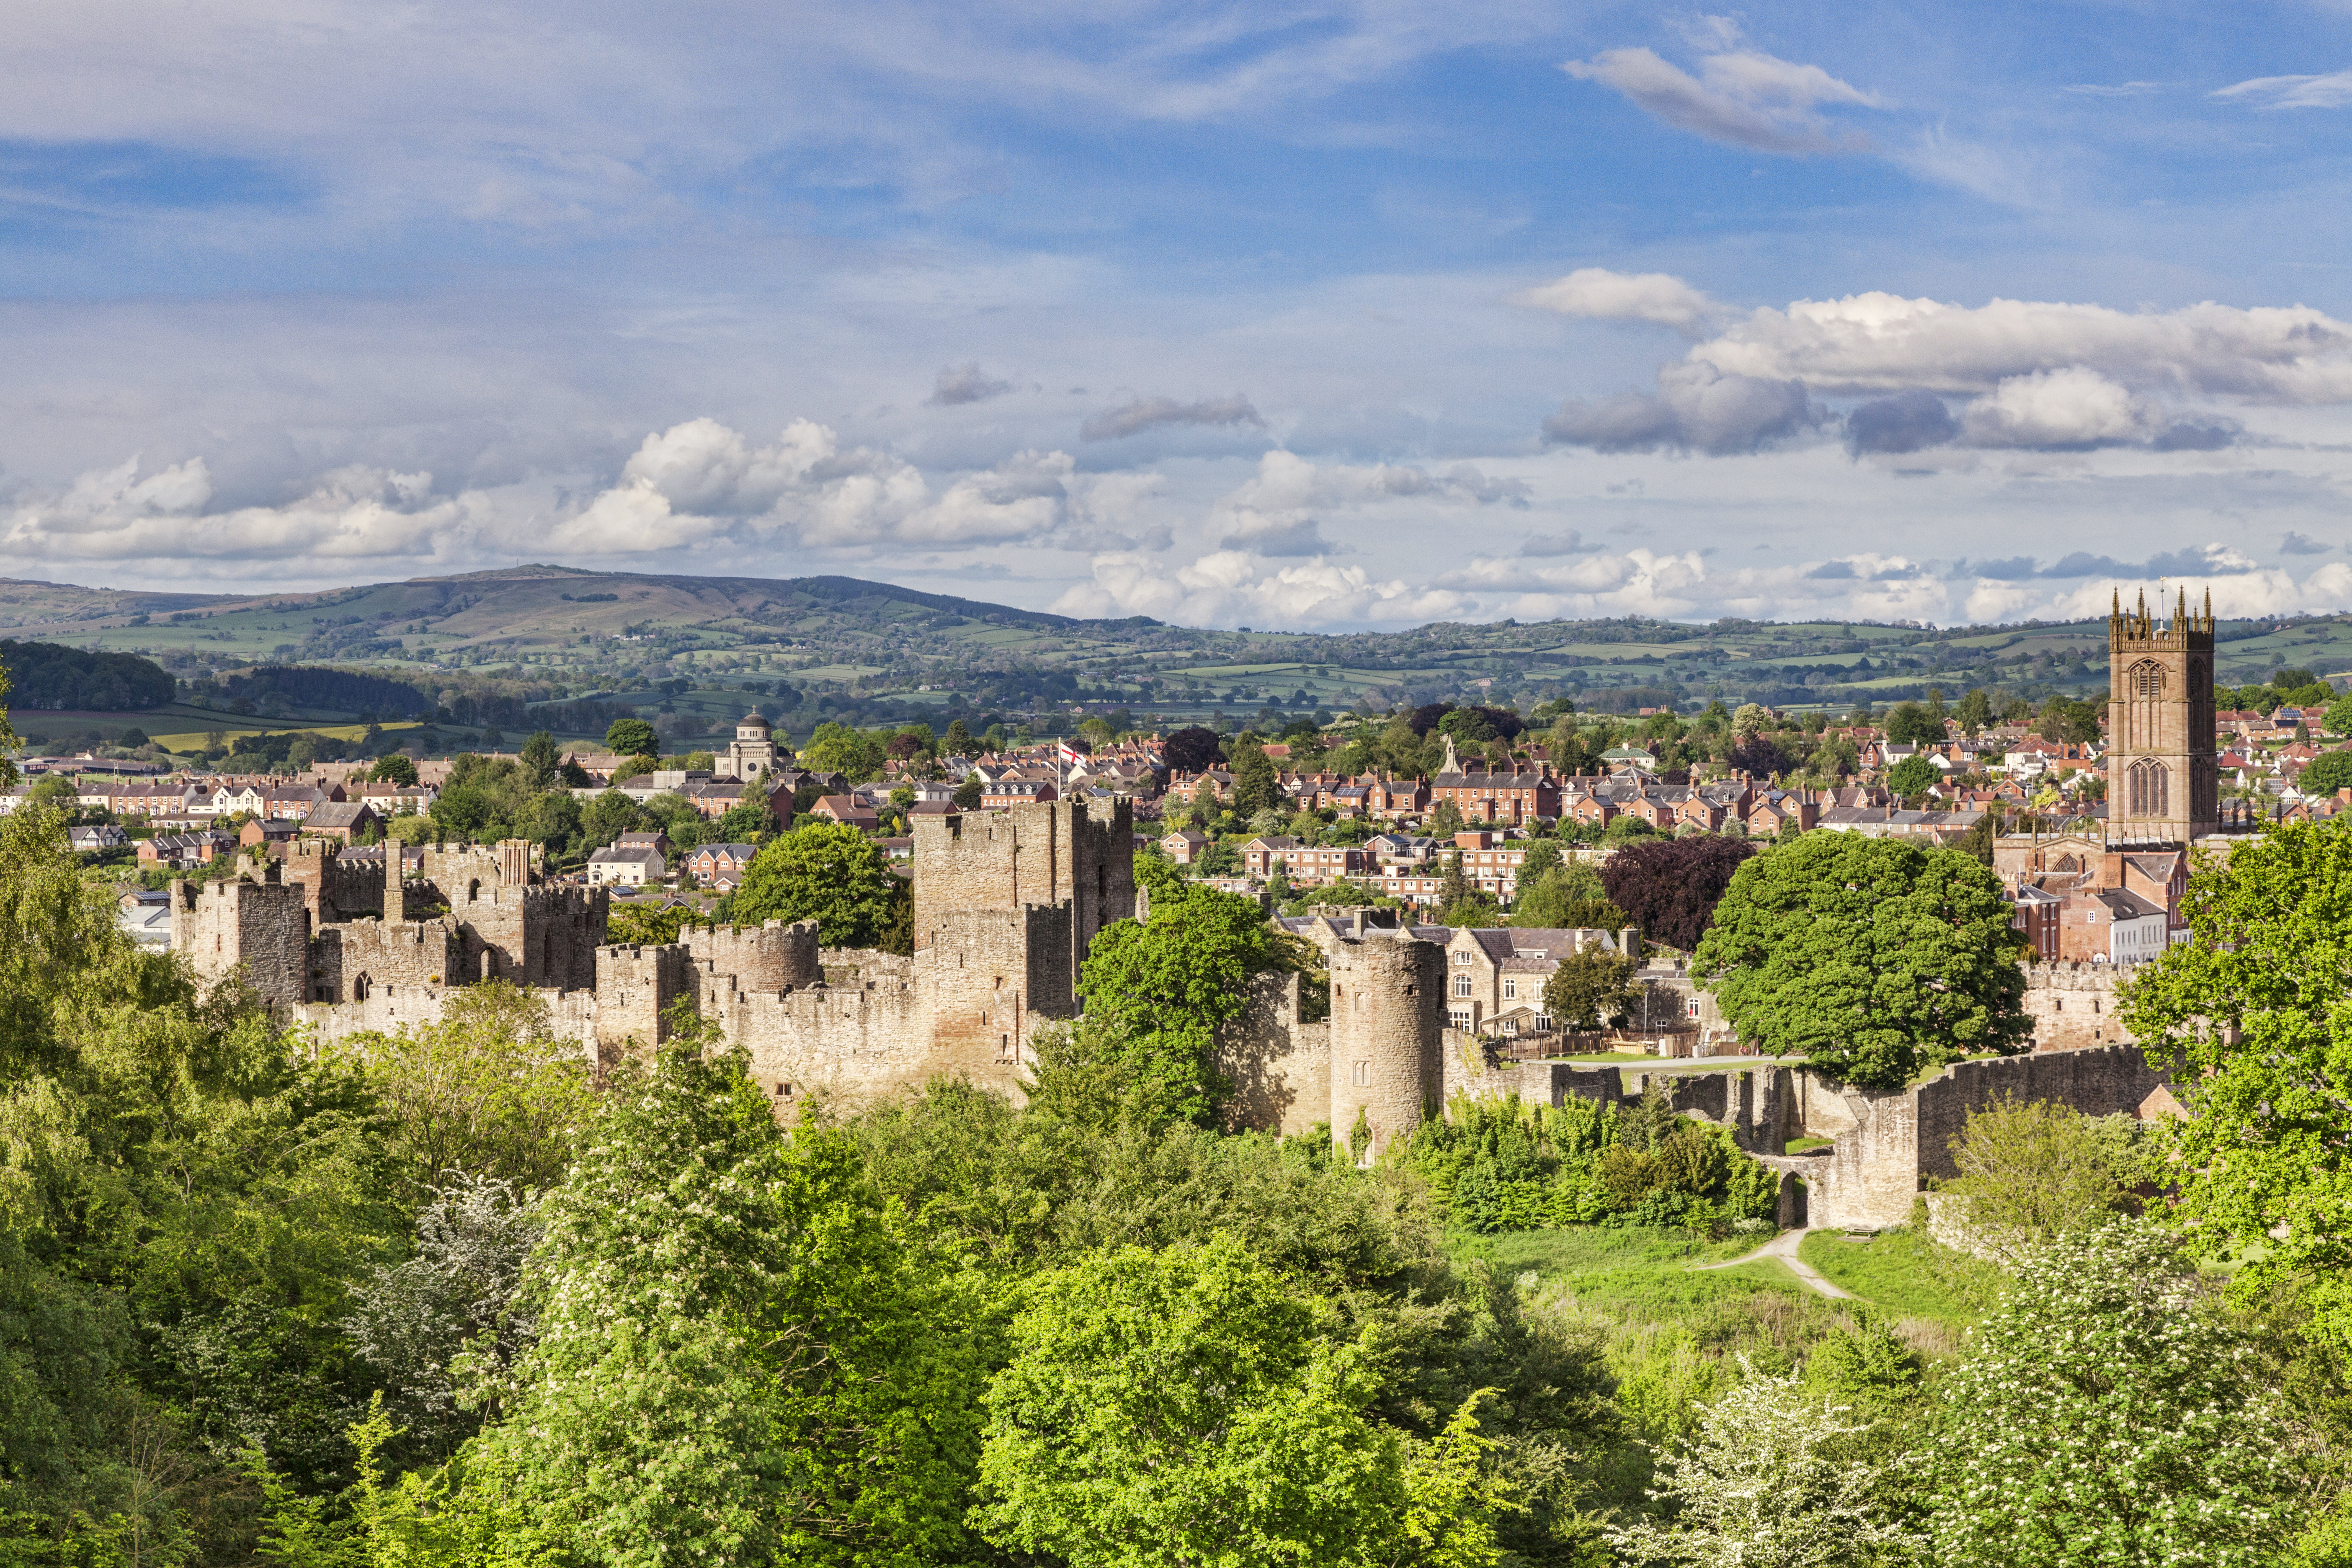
[5,565,2349,736]
[0,640,175,711]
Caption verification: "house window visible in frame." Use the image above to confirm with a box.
[1448,1009,1472,1030]
[1503,979,1518,999]
[1453,948,1472,964]
[1453,974,1473,997]
[1686,998,1701,1019]
[1534,1015,1551,1032]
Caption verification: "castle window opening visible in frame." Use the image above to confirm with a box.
[775,1081,794,1097]
[1351,1060,1370,1086]
[998,1034,1014,1062]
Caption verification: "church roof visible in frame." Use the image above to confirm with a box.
[740,710,771,728]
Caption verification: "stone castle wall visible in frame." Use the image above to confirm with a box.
[2021,959,2139,1051]
[314,918,467,1001]
[1215,970,1331,1139]
[173,874,309,1014]
[685,921,821,993]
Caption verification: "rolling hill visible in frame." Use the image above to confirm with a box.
[4,566,2349,743]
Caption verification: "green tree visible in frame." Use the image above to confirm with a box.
[710,799,773,844]
[369,753,420,786]
[973,1233,1405,1568]
[1886,754,1938,799]
[524,789,583,856]
[1542,947,1640,1031]
[473,1024,981,1568]
[1955,688,1993,736]
[1047,871,1284,1129]
[1607,1360,1920,1567]
[603,717,658,758]
[1929,1223,2299,1568]
[2324,695,2352,737]
[581,789,642,849]
[944,718,974,754]
[2117,818,2352,1352]
[519,730,561,789]
[339,983,598,1201]
[0,652,19,787]
[1939,1094,2137,1262]
[1230,743,1278,818]
[2303,750,2352,796]
[731,820,901,946]
[1883,701,1942,746]
[802,722,887,782]
[606,900,711,946]
[1693,833,2028,1088]
[952,772,983,810]
[1515,838,1563,887]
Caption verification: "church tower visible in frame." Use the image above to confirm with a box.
[2107,586,2218,845]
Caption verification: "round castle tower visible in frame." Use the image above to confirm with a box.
[1326,931,1445,1163]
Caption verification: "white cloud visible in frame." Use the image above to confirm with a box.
[1688,290,2352,402]
[1960,367,2164,449]
[1511,267,1726,335]
[1,456,472,564]
[1534,276,2352,457]
[1202,450,1531,556]
[1051,549,1470,628]
[1561,45,1881,155]
[927,361,1015,406]
[1543,360,1821,454]
[2213,70,2352,109]
[1081,394,1264,441]
[2047,564,2352,619]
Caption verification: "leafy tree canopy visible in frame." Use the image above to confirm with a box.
[1543,947,1640,1032]
[602,717,658,758]
[1692,832,2027,1087]
[972,1233,1405,1568]
[1887,754,1939,798]
[1601,835,1756,952]
[2303,749,2352,797]
[368,753,420,786]
[1929,1223,2299,1568]
[2118,818,2352,1352]
[731,820,901,946]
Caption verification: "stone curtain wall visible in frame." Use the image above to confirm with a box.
[684,921,821,993]
[1214,970,1331,1139]
[2022,960,2137,1051]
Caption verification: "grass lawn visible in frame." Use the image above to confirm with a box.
[1785,1136,1834,1153]
[1798,1227,2005,1328]
[1453,1225,1850,1447]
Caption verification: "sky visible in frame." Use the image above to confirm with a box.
[8,1,2352,630]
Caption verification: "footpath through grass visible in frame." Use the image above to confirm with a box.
[1451,1225,1851,1446]
[1798,1226,2005,1331]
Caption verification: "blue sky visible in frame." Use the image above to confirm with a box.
[7,0,2352,627]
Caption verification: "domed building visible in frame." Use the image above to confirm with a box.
[714,710,782,781]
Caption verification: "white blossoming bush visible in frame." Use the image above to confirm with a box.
[1606,1359,1922,1567]
[1930,1220,2300,1568]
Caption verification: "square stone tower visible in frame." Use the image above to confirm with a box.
[2107,586,2218,846]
